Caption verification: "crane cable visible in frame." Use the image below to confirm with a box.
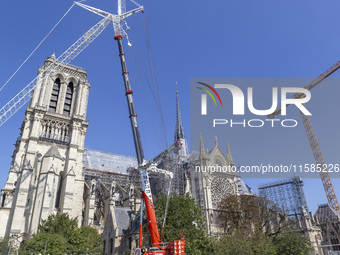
[128,32,163,152]
[140,13,177,143]
[139,14,177,235]
[124,4,175,240]
[131,51,163,154]
[129,0,141,8]
[132,34,173,143]
[142,13,168,150]
[160,178,172,242]
[128,16,173,152]
[0,2,80,93]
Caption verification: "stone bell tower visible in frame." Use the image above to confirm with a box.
[0,54,90,239]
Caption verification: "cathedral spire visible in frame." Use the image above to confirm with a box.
[174,82,188,159]
[174,82,185,141]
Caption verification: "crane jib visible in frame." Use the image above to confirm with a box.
[268,59,340,119]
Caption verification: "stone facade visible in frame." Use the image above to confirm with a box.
[299,207,324,255]
[0,54,90,240]
[0,57,191,254]
[315,204,340,254]
[82,149,142,254]
[190,135,242,235]
[2,56,322,255]
[0,56,254,254]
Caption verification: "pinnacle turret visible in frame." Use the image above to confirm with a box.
[200,133,205,155]
[226,140,234,166]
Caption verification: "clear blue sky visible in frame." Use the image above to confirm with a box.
[0,0,340,213]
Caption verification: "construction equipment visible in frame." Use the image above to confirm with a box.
[75,1,186,254]
[259,177,309,218]
[143,140,181,169]
[268,61,340,214]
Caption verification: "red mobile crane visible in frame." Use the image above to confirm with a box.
[74,1,186,254]
[133,141,185,255]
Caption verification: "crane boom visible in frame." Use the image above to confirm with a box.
[268,59,340,119]
[115,27,162,250]
[0,16,111,128]
[75,1,165,248]
[266,58,340,214]
[300,111,340,213]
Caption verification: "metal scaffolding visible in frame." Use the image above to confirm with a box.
[82,149,182,201]
[259,177,309,218]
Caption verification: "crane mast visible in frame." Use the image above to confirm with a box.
[114,34,162,247]
[112,1,163,247]
[300,112,340,213]
[268,62,340,214]
[74,1,175,251]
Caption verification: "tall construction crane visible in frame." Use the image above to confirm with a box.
[268,60,340,215]
[75,1,185,254]
[0,0,185,253]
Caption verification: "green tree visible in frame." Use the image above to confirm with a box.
[154,193,216,254]
[0,237,10,254]
[216,232,253,255]
[216,195,312,255]
[21,213,103,254]
[69,226,103,254]
[251,230,276,255]
[273,229,313,255]
[22,233,68,255]
[215,230,276,255]
[217,194,286,236]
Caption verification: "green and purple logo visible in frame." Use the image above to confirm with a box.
[196,82,222,115]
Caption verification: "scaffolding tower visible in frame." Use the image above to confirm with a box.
[259,177,309,218]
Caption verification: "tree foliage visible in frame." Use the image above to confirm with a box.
[21,213,103,254]
[273,228,313,255]
[0,237,11,254]
[215,230,276,255]
[217,194,290,236]
[154,193,215,254]
[216,194,313,255]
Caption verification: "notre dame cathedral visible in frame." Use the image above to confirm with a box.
[0,56,253,254]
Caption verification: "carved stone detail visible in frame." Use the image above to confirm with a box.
[211,177,235,207]
[40,118,71,142]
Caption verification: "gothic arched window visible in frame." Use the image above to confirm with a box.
[63,82,74,116]
[55,174,63,209]
[1,193,6,207]
[49,78,60,113]
[110,238,114,254]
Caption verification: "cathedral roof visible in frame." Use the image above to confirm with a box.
[315,204,340,223]
[83,149,138,174]
[237,178,256,195]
